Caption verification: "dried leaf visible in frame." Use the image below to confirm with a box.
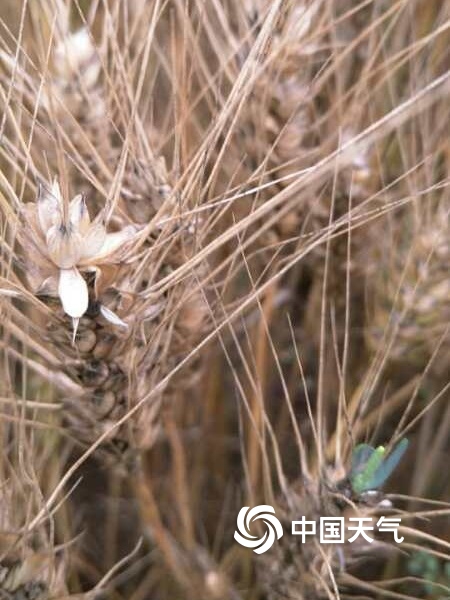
[36,275,59,297]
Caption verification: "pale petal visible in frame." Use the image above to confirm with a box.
[37,180,62,234]
[99,305,128,328]
[84,61,101,89]
[94,226,138,261]
[55,28,100,84]
[69,194,91,234]
[51,178,63,202]
[58,268,89,318]
[80,221,107,261]
[46,225,83,269]
[59,29,94,66]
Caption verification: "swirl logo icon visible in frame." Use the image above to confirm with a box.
[234,505,283,554]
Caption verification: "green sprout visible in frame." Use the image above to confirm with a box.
[350,438,409,495]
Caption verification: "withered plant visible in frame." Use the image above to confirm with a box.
[0,1,449,599]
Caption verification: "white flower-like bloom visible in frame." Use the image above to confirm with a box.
[53,28,101,91]
[24,179,137,331]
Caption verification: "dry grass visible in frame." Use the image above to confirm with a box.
[0,0,449,598]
